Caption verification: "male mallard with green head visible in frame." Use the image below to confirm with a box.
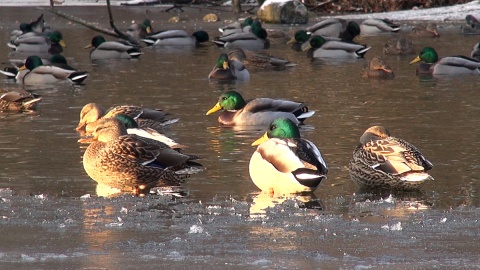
[249,118,328,195]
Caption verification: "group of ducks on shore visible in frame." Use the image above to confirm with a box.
[6,12,480,197]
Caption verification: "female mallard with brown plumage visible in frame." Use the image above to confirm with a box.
[349,126,433,191]
[228,48,295,72]
[383,37,414,55]
[361,56,395,79]
[250,118,328,195]
[76,103,178,135]
[80,117,201,195]
[0,89,42,111]
[206,91,314,126]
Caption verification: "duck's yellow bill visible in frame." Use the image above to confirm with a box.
[18,65,27,71]
[409,56,421,64]
[251,132,269,146]
[78,135,95,144]
[206,103,222,115]
[59,40,67,48]
[84,44,93,49]
[302,44,312,51]
[223,61,229,70]
[146,26,152,34]
[287,37,296,44]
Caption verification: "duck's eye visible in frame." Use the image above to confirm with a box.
[269,124,276,131]
[221,97,227,100]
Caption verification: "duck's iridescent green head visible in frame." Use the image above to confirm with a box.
[49,31,65,47]
[242,17,254,27]
[141,19,152,33]
[251,21,267,39]
[309,36,327,49]
[89,35,106,48]
[50,54,67,65]
[252,118,301,146]
[346,21,361,37]
[206,90,247,115]
[115,114,139,129]
[410,47,438,64]
[192,30,209,43]
[214,53,230,69]
[23,55,44,70]
[19,22,32,33]
[288,30,310,45]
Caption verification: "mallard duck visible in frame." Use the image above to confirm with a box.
[410,47,480,75]
[249,118,328,195]
[383,37,414,55]
[1,54,79,80]
[361,56,395,79]
[206,91,314,126]
[213,21,269,50]
[228,48,295,72]
[16,55,88,85]
[126,19,153,41]
[142,30,209,47]
[349,126,433,190]
[411,23,439,38]
[9,31,65,55]
[76,103,177,134]
[461,15,480,35]
[208,53,250,81]
[471,42,480,60]
[80,117,200,194]
[86,35,142,60]
[304,36,371,59]
[360,19,401,35]
[218,17,254,36]
[9,14,46,43]
[113,114,185,149]
[287,30,311,51]
[0,89,42,111]
[306,18,360,42]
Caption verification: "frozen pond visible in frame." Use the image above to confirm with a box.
[0,6,479,268]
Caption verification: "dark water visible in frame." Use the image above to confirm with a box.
[0,6,480,268]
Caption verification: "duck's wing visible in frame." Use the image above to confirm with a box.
[358,137,431,175]
[243,98,306,114]
[438,56,480,70]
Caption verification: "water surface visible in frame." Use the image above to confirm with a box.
[0,6,479,268]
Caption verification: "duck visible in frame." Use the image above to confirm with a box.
[249,118,328,195]
[218,17,254,36]
[208,53,250,81]
[142,30,209,47]
[348,126,434,191]
[382,37,414,55]
[359,18,401,35]
[0,89,42,112]
[411,23,439,38]
[361,56,395,79]
[205,91,314,126]
[76,103,177,135]
[471,42,480,61]
[410,47,480,75]
[9,31,65,55]
[86,35,142,60]
[228,48,296,72]
[9,13,46,43]
[461,14,480,35]
[113,114,186,150]
[80,117,201,195]
[304,35,371,59]
[1,54,78,80]
[305,18,361,42]
[213,21,269,50]
[287,30,311,51]
[126,19,153,42]
[16,55,88,85]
